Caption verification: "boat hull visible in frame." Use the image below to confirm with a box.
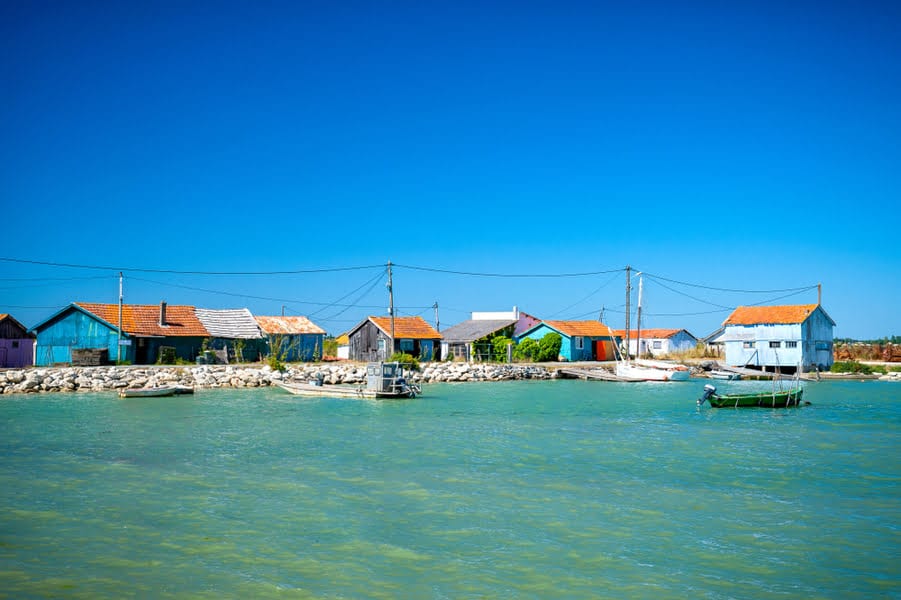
[706,388,804,408]
[118,385,193,398]
[616,362,690,382]
[275,381,417,399]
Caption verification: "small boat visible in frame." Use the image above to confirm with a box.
[276,361,421,399]
[615,360,691,381]
[118,385,194,398]
[709,369,741,380]
[697,383,804,408]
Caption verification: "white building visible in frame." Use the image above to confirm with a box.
[721,304,835,372]
[613,328,698,357]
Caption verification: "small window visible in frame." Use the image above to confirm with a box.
[769,341,781,348]
[816,341,832,351]
[575,337,583,350]
[652,341,662,349]
[743,341,755,349]
[785,341,798,349]
[400,339,414,352]
[11,341,19,349]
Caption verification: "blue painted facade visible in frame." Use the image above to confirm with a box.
[31,304,207,365]
[31,304,133,366]
[517,323,613,361]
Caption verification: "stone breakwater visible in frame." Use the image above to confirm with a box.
[0,362,555,395]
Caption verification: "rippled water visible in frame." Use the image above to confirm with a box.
[2,379,899,598]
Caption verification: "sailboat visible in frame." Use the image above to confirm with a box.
[614,273,691,382]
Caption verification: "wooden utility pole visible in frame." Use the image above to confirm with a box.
[116,272,123,365]
[387,261,395,352]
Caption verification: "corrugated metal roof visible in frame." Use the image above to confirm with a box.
[195,308,263,339]
[255,315,326,335]
[440,319,516,343]
[77,302,209,337]
[369,316,442,340]
[542,320,615,337]
[724,304,821,326]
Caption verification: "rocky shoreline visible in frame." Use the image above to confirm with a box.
[0,362,556,395]
[3,361,898,395]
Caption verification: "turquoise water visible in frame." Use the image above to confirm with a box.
[1,380,900,599]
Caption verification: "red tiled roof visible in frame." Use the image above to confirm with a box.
[544,320,614,337]
[723,304,820,326]
[76,303,209,337]
[612,328,683,339]
[369,316,441,339]
[255,316,326,335]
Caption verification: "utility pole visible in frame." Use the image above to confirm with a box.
[598,305,604,323]
[625,266,631,359]
[433,301,440,332]
[817,283,822,305]
[281,305,285,317]
[387,261,395,353]
[117,272,123,365]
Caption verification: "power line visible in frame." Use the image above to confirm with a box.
[0,256,383,275]
[394,263,626,278]
[640,271,818,294]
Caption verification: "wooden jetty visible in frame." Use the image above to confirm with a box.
[557,367,647,382]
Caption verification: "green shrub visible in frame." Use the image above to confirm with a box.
[491,335,513,362]
[831,361,872,374]
[267,354,285,372]
[536,333,563,362]
[389,352,420,371]
[157,346,177,365]
[514,338,539,362]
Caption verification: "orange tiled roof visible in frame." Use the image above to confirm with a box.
[255,315,326,335]
[544,320,614,337]
[76,303,209,337]
[369,316,441,339]
[723,304,820,326]
[612,328,683,339]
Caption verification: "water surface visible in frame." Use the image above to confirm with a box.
[2,379,899,598]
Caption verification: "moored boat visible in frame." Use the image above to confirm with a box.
[118,385,194,399]
[709,369,741,380]
[698,384,804,408]
[275,361,421,399]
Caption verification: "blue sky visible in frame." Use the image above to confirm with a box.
[2,1,899,340]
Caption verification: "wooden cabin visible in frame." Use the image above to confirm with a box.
[195,308,267,363]
[721,304,835,372]
[0,314,35,368]
[517,320,616,361]
[31,302,209,365]
[254,316,326,362]
[347,316,441,362]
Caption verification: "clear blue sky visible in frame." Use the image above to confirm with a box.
[2,1,899,340]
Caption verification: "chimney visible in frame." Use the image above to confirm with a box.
[159,301,167,326]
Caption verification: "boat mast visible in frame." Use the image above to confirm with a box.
[624,266,631,360]
[635,273,643,360]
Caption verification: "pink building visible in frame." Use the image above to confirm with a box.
[0,314,35,368]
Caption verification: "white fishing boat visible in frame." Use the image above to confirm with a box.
[275,362,421,399]
[614,273,690,382]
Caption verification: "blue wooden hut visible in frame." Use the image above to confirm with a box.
[31,302,210,365]
[517,320,617,361]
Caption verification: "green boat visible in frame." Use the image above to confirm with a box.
[698,384,804,408]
